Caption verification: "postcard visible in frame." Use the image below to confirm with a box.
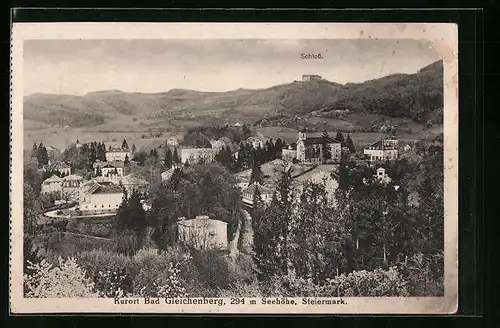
[10,22,458,314]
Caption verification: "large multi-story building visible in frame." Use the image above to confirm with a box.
[302,74,323,81]
[93,160,125,177]
[61,174,84,200]
[105,147,132,162]
[363,137,399,161]
[79,180,124,214]
[181,148,216,165]
[50,161,71,176]
[242,182,274,206]
[295,130,342,164]
[41,175,64,195]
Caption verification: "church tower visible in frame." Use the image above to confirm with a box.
[298,128,307,141]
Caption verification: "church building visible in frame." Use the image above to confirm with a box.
[295,129,342,164]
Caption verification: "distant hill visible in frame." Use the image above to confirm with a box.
[24,60,443,128]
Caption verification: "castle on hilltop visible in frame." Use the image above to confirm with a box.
[302,74,323,81]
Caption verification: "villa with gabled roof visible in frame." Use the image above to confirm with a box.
[79,180,124,214]
[363,137,399,161]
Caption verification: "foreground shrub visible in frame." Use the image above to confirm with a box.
[262,266,410,297]
[24,257,97,298]
[130,248,188,298]
[401,252,444,296]
[76,250,132,297]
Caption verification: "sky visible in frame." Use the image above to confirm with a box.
[23,39,441,96]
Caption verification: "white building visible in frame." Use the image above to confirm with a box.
[50,161,71,176]
[296,130,342,164]
[302,74,322,81]
[166,137,179,147]
[363,137,399,161]
[242,182,274,205]
[375,167,392,184]
[210,139,226,153]
[181,148,216,165]
[121,173,149,195]
[177,215,228,251]
[105,147,132,162]
[61,174,84,200]
[41,175,63,195]
[101,162,124,177]
[79,180,124,214]
[246,135,266,149]
[161,165,183,182]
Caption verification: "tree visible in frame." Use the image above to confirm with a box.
[31,143,38,158]
[24,257,98,298]
[36,143,49,168]
[248,160,264,185]
[321,130,332,163]
[272,167,294,275]
[164,148,173,170]
[122,139,129,149]
[345,134,356,153]
[24,182,41,236]
[131,143,137,154]
[215,146,234,170]
[253,193,283,281]
[114,189,147,250]
[336,131,345,146]
[172,148,180,164]
[149,163,241,249]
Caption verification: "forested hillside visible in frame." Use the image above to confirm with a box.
[23,60,443,128]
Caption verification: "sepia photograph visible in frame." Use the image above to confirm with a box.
[10,23,458,314]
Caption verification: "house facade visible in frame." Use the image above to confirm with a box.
[296,130,342,164]
[79,180,124,214]
[120,174,149,196]
[375,167,392,184]
[105,147,132,162]
[102,162,124,177]
[181,148,216,165]
[51,162,71,176]
[177,215,228,251]
[242,182,274,205]
[61,174,84,200]
[41,175,64,195]
[363,137,399,161]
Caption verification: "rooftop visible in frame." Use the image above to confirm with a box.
[243,182,274,195]
[292,164,338,183]
[107,147,130,153]
[63,174,83,181]
[177,216,228,228]
[81,180,123,195]
[51,161,70,170]
[121,174,148,186]
[43,174,63,183]
[366,138,398,150]
[94,160,125,168]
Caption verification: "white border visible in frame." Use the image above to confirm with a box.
[10,22,458,314]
